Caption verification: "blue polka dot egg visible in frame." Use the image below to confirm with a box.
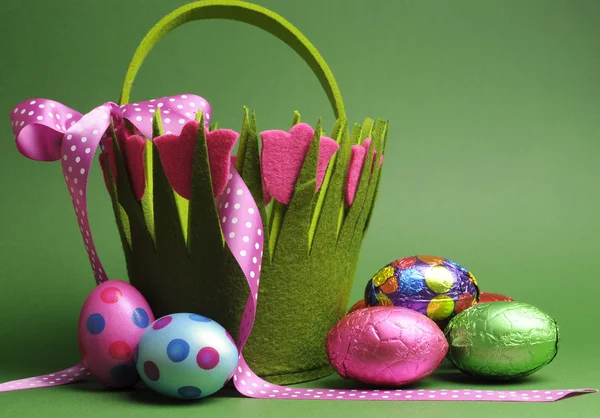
[364,255,480,327]
[136,313,239,400]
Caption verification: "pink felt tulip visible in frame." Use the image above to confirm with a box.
[99,125,147,200]
[345,138,383,206]
[260,123,339,204]
[153,120,238,199]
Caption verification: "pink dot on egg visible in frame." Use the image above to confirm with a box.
[109,341,132,361]
[196,347,220,370]
[152,316,172,330]
[100,287,122,304]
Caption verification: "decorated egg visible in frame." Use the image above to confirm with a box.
[136,313,238,400]
[445,302,559,379]
[326,306,448,386]
[364,255,479,326]
[78,280,155,388]
[478,291,514,304]
[347,299,367,315]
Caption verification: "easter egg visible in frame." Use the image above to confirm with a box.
[364,255,479,326]
[445,302,559,379]
[136,313,238,400]
[78,280,154,388]
[347,299,367,315]
[326,306,448,386]
[478,291,514,304]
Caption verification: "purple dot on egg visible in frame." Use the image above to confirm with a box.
[152,316,172,330]
[196,347,220,370]
[132,308,149,328]
[86,313,105,335]
[189,314,211,323]
[143,361,160,381]
[178,386,202,399]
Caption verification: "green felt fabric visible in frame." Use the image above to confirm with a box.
[107,0,389,384]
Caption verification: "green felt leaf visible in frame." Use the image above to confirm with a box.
[359,117,374,144]
[105,148,132,255]
[308,118,344,250]
[336,120,376,251]
[151,112,187,260]
[291,110,301,127]
[267,110,305,261]
[235,107,251,175]
[187,111,223,258]
[364,120,389,232]
[140,138,155,242]
[273,119,322,261]
[351,120,386,239]
[310,120,350,255]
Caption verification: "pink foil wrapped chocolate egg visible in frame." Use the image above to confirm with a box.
[326,306,448,386]
[78,280,155,388]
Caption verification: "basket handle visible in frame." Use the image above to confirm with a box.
[118,0,346,121]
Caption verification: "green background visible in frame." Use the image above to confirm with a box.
[1,0,598,416]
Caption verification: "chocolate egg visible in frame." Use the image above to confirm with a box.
[365,255,479,326]
[445,302,559,379]
[78,280,155,387]
[326,306,448,386]
[478,291,514,304]
[347,299,367,315]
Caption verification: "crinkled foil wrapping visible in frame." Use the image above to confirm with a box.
[326,306,448,386]
[445,302,559,379]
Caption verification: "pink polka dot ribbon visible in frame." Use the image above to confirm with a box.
[9,95,212,285]
[2,96,597,402]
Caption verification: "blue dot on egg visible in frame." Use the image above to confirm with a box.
[178,386,202,398]
[189,314,211,323]
[167,338,190,362]
[86,313,105,335]
[132,308,149,328]
[110,364,137,384]
[399,268,425,296]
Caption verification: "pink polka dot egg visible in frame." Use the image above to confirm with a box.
[136,313,239,400]
[78,280,155,388]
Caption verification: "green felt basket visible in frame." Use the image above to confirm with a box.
[110,0,387,385]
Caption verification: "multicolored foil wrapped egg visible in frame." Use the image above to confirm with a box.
[445,302,559,380]
[364,255,479,326]
[78,280,155,388]
[136,313,238,400]
[326,306,448,386]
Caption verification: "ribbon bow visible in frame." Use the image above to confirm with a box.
[10,95,212,283]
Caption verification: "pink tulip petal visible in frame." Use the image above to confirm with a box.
[122,135,146,200]
[345,138,373,206]
[316,137,339,190]
[154,123,196,199]
[206,128,239,196]
[154,121,237,199]
[261,123,339,204]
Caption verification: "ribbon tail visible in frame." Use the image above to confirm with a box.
[0,363,90,392]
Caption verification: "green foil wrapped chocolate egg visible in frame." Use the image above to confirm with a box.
[444,302,559,379]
